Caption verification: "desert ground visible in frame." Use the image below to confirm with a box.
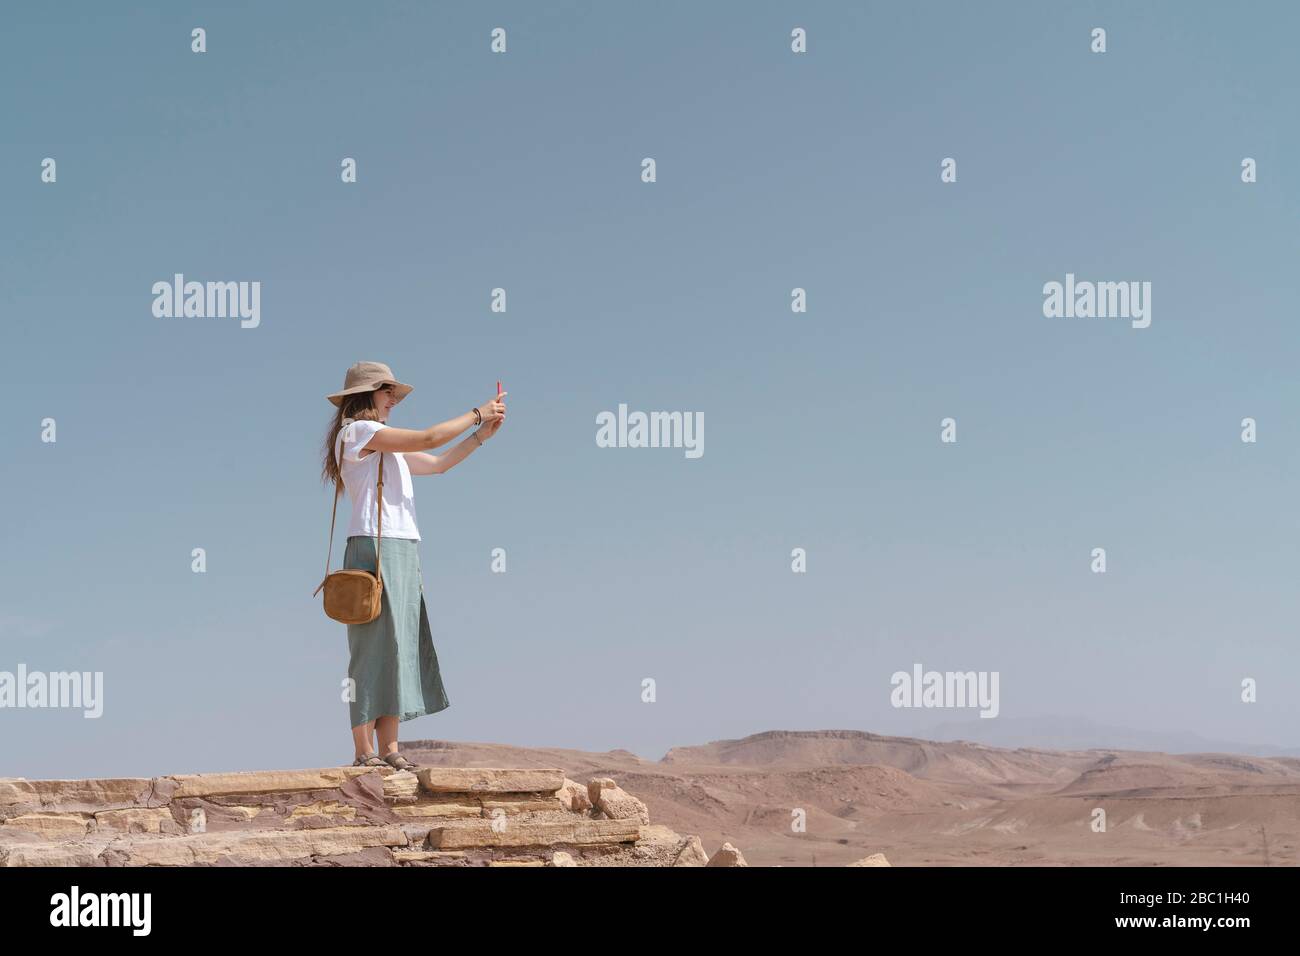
[400,729,1300,866]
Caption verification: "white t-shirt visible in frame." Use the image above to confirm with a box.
[335,419,421,540]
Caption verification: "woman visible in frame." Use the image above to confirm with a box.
[320,361,506,771]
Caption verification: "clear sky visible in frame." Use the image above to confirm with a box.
[1,1,1296,779]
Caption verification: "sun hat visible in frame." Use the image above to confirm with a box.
[326,361,413,407]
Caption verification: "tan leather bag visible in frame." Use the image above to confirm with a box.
[313,432,385,624]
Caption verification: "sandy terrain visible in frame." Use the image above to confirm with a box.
[400,729,1300,866]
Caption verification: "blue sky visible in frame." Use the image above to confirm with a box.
[1,1,1296,778]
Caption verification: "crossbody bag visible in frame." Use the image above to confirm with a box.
[313,430,385,624]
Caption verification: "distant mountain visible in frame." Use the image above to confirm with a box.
[917,715,1300,758]
[658,727,1093,788]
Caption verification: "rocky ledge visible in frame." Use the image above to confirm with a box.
[0,766,736,867]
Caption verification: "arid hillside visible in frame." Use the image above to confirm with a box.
[398,730,1300,866]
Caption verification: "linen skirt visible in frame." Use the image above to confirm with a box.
[343,535,450,728]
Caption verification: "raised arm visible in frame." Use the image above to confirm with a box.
[404,452,442,476]
[359,420,469,455]
[359,392,507,455]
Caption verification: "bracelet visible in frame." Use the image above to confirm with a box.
[472,430,483,447]
[472,407,482,426]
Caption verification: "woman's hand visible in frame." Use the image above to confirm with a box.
[479,414,504,440]
[477,391,507,426]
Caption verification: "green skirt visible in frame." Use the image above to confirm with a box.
[343,535,451,728]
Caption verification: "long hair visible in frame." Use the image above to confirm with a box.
[321,391,383,491]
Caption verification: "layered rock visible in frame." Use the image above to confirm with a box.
[0,767,714,867]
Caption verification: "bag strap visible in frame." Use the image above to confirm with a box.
[314,425,385,596]
[375,449,384,581]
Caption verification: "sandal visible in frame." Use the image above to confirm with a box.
[352,752,387,767]
[382,752,420,771]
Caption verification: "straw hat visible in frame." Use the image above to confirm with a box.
[326,361,413,407]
